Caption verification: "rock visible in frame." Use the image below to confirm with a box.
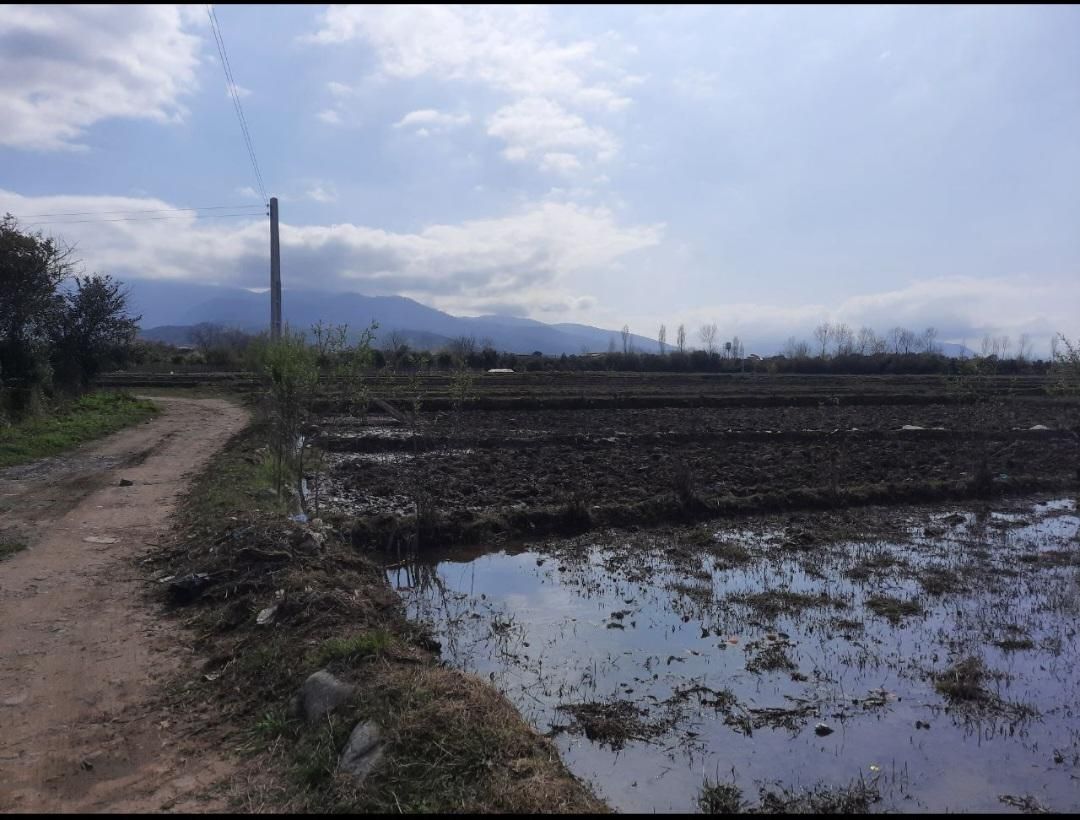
[814,723,834,736]
[167,573,211,605]
[294,670,355,723]
[338,720,384,783]
[297,531,325,552]
[289,527,325,552]
[256,605,278,625]
[119,478,134,487]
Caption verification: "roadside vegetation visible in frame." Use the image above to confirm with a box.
[0,391,157,469]
[0,214,153,461]
[155,417,603,813]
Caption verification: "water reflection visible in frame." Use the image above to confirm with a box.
[387,498,1080,813]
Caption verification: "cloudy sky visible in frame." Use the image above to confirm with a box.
[1,4,1078,352]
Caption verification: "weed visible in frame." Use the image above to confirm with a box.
[865,594,923,623]
[310,630,393,668]
[698,781,743,814]
[0,541,27,560]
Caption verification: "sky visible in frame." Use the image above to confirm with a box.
[1,4,1078,354]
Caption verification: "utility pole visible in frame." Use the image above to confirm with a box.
[269,196,281,340]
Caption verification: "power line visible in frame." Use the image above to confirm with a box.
[16,204,265,219]
[24,212,266,227]
[207,4,268,205]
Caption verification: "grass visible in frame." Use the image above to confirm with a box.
[0,541,27,560]
[699,781,743,813]
[698,778,881,814]
[865,594,923,623]
[309,630,393,668]
[0,391,158,469]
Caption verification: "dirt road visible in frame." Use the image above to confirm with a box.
[0,396,248,812]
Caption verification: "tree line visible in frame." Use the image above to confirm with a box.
[0,215,140,419]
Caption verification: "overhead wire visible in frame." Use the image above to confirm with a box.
[23,211,266,227]
[17,204,265,219]
[206,4,268,205]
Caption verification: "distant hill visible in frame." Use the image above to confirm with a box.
[131,281,659,355]
[130,280,980,358]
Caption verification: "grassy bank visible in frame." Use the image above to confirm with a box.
[156,420,603,813]
[0,391,159,469]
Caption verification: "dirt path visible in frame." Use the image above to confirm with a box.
[0,396,249,812]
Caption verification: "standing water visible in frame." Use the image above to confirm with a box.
[387,498,1080,813]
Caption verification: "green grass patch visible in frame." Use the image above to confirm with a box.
[310,629,394,668]
[178,421,286,521]
[0,541,27,560]
[0,391,158,469]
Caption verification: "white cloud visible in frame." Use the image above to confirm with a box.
[305,183,338,203]
[225,81,251,99]
[394,108,471,133]
[643,276,1078,356]
[309,5,631,170]
[0,5,201,150]
[310,5,630,111]
[235,186,260,200]
[487,98,617,168]
[327,80,353,97]
[0,189,663,319]
[540,153,583,174]
[317,109,341,125]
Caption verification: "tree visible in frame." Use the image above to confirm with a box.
[448,335,477,364]
[813,322,832,358]
[1016,333,1032,362]
[889,326,915,354]
[920,326,940,355]
[698,322,718,355]
[856,326,878,355]
[0,215,74,389]
[621,324,631,355]
[50,274,140,388]
[832,323,854,356]
[658,324,667,355]
[783,336,810,358]
[676,324,686,353]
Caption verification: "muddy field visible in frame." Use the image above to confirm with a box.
[319,397,1077,526]
[311,374,1079,812]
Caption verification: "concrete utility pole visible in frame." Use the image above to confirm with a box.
[269,196,281,340]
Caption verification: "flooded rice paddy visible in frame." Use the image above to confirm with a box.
[387,497,1080,813]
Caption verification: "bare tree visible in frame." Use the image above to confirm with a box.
[621,324,632,354]
[676,324,686,353]
[856,326,876,355]
[888,326,916,354]
[448,335,477,362]
[784,336,811,358]
[699,323,718,355]
[832,322,855,356]
[732,335,743,358]
[813,322,832,358]
[1017,333,1032,362]
[658,324,667,355]
[920,326,940,355]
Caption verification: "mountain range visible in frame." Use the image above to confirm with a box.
[130,280,661,355]
[131,280,976,358]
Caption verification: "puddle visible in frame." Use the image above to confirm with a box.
[387,498,1080,813]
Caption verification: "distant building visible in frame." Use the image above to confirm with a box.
[487,368,515,373]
